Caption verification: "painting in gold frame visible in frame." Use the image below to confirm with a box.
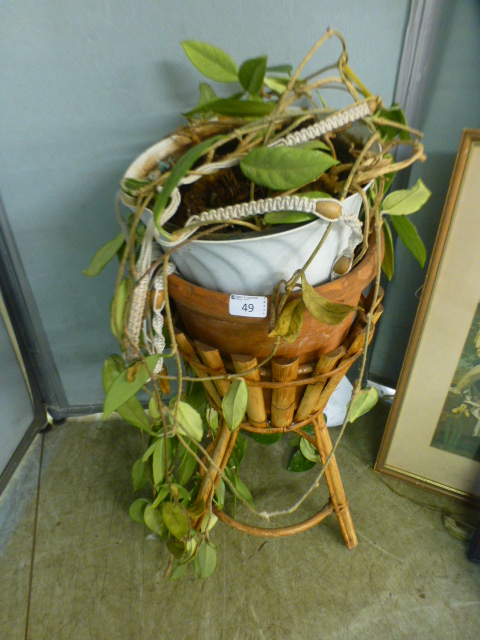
[375,129,480,505]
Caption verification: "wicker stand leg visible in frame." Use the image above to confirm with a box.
[312,415,358,548]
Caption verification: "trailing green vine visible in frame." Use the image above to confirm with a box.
[85,30,431,579]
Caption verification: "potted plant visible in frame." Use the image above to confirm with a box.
[85,29,430,579]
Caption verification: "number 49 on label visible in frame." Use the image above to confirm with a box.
[229,294,268,318]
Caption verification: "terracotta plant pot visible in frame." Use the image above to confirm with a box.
[168,233,383,365]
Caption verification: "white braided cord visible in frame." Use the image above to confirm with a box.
[269,103,371,148]
[153,101,371,237]
[185,195,335,228]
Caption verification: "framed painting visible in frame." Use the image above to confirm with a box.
[375,129,480,505]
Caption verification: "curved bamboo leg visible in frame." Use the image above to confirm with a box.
[213,502,333,538]
[312,416,358,548]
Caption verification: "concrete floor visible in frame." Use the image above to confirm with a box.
[1,400,479,639]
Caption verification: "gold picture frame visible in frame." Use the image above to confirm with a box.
[375,129,480,505]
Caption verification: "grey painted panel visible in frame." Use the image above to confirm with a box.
[0,1,409,409]
[370,0,480,385]
[0,308,34,473]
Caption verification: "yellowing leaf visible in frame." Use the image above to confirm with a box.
[269,299,305,343]
[301,275,358,325]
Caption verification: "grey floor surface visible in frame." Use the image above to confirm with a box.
[1,400,479,639]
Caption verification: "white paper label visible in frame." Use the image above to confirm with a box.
[229,294,268,318]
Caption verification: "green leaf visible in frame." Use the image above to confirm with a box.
[103,355,161,419]
[129,498,150,524]
[110,278,130,341]
[230,472,254,507]
[349,387,379,422]
[264,211,316,225]
[266,64,293,74]
[132,459,150,492]
[144,504,166,536]
[102,356,152,432]
[181,41,238,83]
[300,437,321,462]
[239,56,267,95]
[215,478,225,508]
[232,433,246,465]
[252,430,282,445]
[263,76,289,94]
[288,448,316,472]
[196,542,217,578]
[198,82,217,105]
[301,274,358,325]
[298,140,330,151]
[269,299,305,343]
[222,378,248,431]
[120,178,152,196]
[184,536,199,561]
[390,215,427,268]
[151,484,170,508]
[185,379,208,413]
[83,233,125,276]
[299,190,333,199]
[173,401,204,441]
[142,440,158,462]
[162,502,190,540]
[187,499,206,519]
[177,443,198,486]
[167,537,187,559]
[152,437,165,485]
[169,561,189,581]
[240,147,338,191]
[153,136,223,227]
[381,220,395,281]
[206,407,219,432]
[148,394,161,420]
[200,512,218,533]
[185,98,275,119]
[376,104,409,141]
[382,179,431,216]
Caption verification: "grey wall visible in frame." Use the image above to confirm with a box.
[370,0,480,384]
[0,0,410,411]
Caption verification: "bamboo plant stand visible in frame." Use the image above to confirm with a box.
[175,291,383,547]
